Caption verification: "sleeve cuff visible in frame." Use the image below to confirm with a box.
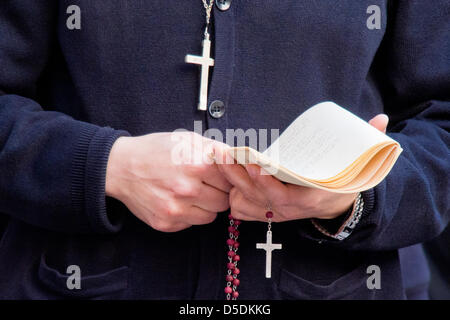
[71,124,131,233]
[296,189,377,243]
[313,206,354,235]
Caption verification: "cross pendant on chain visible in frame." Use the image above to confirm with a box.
[256,231,282,278]
[185,34,215,111]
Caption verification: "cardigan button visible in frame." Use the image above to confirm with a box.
[208,100,225,118]
[215,0,231,11]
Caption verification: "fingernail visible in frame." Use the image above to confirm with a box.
[380,113,389,120]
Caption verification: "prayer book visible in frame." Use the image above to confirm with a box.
[229,101,402,193]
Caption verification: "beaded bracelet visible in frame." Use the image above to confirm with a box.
[311,193,364,241]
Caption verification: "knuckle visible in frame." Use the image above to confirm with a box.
[171,180,199,198]
[164,202,183,217]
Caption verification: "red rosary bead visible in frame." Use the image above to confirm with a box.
[226,238,235,246]
[226,212,241,300]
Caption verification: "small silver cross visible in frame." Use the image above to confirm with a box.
[256,231,282,278]
[185,35,215,111]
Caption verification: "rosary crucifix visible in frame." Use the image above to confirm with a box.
[256,211,282,278]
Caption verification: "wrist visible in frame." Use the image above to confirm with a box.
[105,136,131,200]
[319,192,358,220]
[312,193,365,241]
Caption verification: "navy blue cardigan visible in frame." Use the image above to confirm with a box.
[0,1,448,299]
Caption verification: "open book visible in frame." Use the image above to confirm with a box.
[229,102,402,193]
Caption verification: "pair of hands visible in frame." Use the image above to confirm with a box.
[105,115,388,232]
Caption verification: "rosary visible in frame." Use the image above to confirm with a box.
[224,208,282,300]
[186,1,282,300]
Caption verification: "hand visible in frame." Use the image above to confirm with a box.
[105,132,232,232]
[217,114,389,222]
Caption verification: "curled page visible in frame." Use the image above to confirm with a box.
[263,101,398,180]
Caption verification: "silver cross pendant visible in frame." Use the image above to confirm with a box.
[185,34,215,111]
[256,230,282,278]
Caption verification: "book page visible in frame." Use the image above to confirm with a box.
[263,101,396,180]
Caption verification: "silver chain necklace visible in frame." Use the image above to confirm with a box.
[185,0,216,111]
[202,0,215,39]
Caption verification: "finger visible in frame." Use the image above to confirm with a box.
[153,221,192,233]
[201,164,233,193]
[213,143,256,196]
[129,197,193,232]
[230,209,262,222]
[182,206,218,226]
[245,164,289,207]
[229,188,267,222]
[146,212,192,233]
[212,141,235,166]
[218,162,266,204]
[196,141,233,193]
[231,205,282,222]
[192,182,230,212]
[143,185,217,227]
[369,114,389,133]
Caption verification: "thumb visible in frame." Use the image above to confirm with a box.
[369,114,389,133]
